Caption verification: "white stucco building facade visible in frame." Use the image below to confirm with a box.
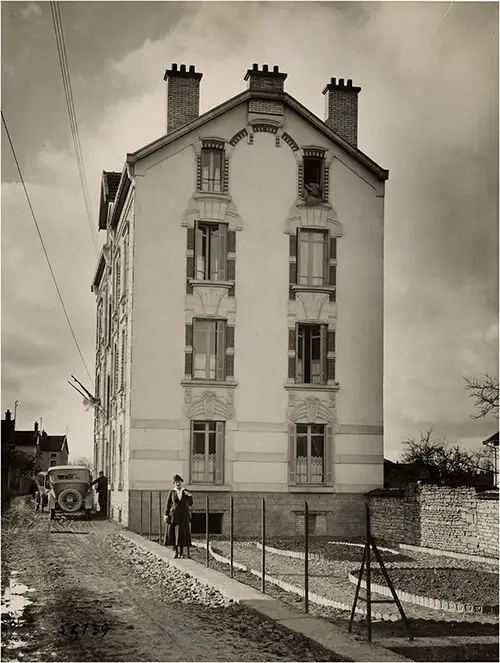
[92,64,388,537]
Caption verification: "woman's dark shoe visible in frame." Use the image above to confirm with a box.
[173,552,179,559]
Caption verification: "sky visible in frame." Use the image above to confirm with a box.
[1,0,498,463]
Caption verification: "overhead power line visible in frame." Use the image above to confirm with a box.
[2,111,95,387]
[49,0,99,256]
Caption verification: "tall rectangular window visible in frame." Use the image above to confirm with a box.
[296,424,325,484]
[296,324,327,384]
[297,230,328,286]
[193,319,226,380]
[191,421,224,484]
[201,149,223,192]
[118,425,123,488]
[195,223,227,280]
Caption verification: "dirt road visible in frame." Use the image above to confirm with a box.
[1,501,339,662]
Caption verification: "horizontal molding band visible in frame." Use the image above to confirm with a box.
[237,422,287,432]
[131,418,184,430]
[334,454,383,464]
[234,452,287,462]
[336,425,383,435]
[130,449,184,460]
[130,419,382,435]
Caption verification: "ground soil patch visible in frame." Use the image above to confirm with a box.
[267,536,412,563]
[360,567,499,607]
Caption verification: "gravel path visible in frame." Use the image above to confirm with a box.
[1,501,341,662]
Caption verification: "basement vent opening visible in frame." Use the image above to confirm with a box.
[191,511,223,535]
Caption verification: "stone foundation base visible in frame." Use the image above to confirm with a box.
[125,490,366,539]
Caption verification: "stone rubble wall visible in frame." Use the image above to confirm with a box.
[368,483,499,558]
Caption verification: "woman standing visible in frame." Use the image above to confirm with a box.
[164,475,193,558]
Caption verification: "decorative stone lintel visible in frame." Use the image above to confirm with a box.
[182,193,242,230]
[285,203,343,237]
[182,383,236,420]
[286,389,337,424]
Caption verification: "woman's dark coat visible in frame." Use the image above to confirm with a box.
[164,489,193,548]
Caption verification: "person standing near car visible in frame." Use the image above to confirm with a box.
[163,475,193,558]
[90,471,108,518]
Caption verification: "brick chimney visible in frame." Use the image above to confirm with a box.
[34,421,39,432]
[163,64,203,134]
[5,409,11,421]
[244,64,287,93]
[322,77,361,148]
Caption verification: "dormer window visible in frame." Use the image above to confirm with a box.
[301,148,327,204]
[199,139,226,193]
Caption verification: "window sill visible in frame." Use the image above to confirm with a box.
[292,284,336,295]
[296,199,331,210]
[194,191,231,201]
[182,379,238,388]
[285,383,339,392]
[189,279,234,289]
[288,485,334,493]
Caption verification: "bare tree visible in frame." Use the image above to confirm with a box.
[71,456,93,470]
[464,373,499,419]
[401,429,494,486]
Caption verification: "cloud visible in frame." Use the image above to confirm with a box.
[21,2,41,19]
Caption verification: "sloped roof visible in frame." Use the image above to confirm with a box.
[14,431,39,447]
[98,171,123,230]
[39,435,68,453]
[126,89,389,182]
[483,431,499,447]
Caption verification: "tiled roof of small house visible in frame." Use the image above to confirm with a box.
[13,430,39,447]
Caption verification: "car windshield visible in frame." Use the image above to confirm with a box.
[49,470,90,482]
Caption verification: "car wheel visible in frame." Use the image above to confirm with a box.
[58,488,83,513]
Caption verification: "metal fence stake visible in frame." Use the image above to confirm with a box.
[206,495,210,568]
[139,490,143,536]
[365,503,372,642]
[261,497,266,594]
[148,491,152,540]
[158,491,162,544]
[304,500,309,613]
[230,495,234,579]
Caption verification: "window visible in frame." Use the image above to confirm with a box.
[193,319,226,380]
[201,148,223,192]
[118,425,123,489]
[114,253,121,305]
[296,424,325,484]
[195,223,227,280]
[50,460,57,467]
[191,421,224,484]
[296,324,327,384]
[120,330,126,389]
[107,297,112,345]
[111,430,116,486]
[303,155,324,200]
[50,453,57,458]
[297,230,328,286]
[106,375,111,420]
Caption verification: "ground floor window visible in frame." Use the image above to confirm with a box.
[190,420,225,484]
[289,423,333,485]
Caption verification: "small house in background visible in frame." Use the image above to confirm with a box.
[383,459,431,489]
[483,431,499,487]
[9,421,41,494]
[38,432,69,470]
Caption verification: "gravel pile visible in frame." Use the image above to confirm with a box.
[104,534,233,608]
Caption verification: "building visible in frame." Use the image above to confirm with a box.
[92,63,388,537]
[5,419,40,494]
[483,431,499,487]
[38,432,69,471]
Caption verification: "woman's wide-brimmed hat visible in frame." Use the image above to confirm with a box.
[173,474,183,482]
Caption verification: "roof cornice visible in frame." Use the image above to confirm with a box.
[91,248,107,293]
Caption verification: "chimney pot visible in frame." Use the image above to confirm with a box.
[339,78,345,86]
[172,63,178,71]
[180,64,186,72]
[253,63,258,70]
[34,421,39,432]
[273,65,279,73]
[347,79,352,87]
[189,65,195,73]
[263,64,269,72]
[5,409,11,421]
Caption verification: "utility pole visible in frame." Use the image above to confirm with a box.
[13,400,18,423]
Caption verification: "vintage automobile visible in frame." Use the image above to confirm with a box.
[34,471,49,512]
[46,465,94,520]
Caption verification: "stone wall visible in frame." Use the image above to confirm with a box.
[368,483,498,558]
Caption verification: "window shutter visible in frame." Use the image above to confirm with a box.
[289,233,297,258]
[227,258,235,281]
[225,325,235,378]
[295,326,303,383]
[186,256,194,294]
[218,224,227,280]
[187,227,195,251]
[228,229,236,253]
[327,330,336,353]
[215,422,225,485]
[320,326,327,385]
[327,358,336,381]
[329,264,336,287]
[325,425,334,486]
[288,327,296,379]
[185,324,193,347]
[289,262,297,300]
[288,424,297,485]
[216,320,226,381]
[330,237,337,260]
[184,352,193,377]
